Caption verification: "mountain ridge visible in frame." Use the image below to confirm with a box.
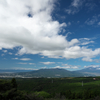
[1,67,100,78]
[76,67,100,76]
[0,68,83,78]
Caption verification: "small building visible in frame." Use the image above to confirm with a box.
[93,78,96,80]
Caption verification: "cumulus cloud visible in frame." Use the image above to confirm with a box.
[40,62,55,65]
[82,58,100,63]
[0,0,67,54]
[0,0,100,61]
[82,57,93,62]
[62,64,80,69]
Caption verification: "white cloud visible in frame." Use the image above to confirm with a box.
[85,2,97,11]
[1,54,4,56]
[66,9,72,14]
[82,58,100,63]
[0,0,100,61]
[81,41,94,45]
[66,32,72,37]
[18,62,27,65]
[53,65,79,69]
[68,22,71,26]
[29,63,35,65]
[94,59,100,63]
[53,66,70,69]
[71,66,78,69]
[20,58,32,61]
[85,16,98,25]
[15,54,18,56]
[40,62,55,65]
[79,38,94,45]
[9,52,12,55]
[3,50,7,53]
[84,65,100,68]
[98,22,100,25]
[18,62,35,65]
[72,0,81,7]
[12,58,18,60]
[66,0,84,14]
[62,63,80,69]
[13,67,37,70]
[82,57,93,62]
[41,66,47,69]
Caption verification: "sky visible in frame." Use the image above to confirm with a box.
[0,0,100,71]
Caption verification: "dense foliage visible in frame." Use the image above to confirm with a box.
[0,78,43,100]
[1,77,100,100]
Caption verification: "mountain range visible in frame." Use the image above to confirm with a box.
[0,67,100,78]
[76,67,100,76]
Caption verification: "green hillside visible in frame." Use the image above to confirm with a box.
[16,68,84,78]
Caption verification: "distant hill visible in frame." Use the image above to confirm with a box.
[0,68,83,78]
[20,68,83,77]
[1,67,100,78]
[76,67,100,76]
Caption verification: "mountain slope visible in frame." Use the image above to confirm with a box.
[76,67,100,76]
[0,68,84,78]
[15,68,83,77]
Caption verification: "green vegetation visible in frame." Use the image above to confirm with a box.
[1,77,100,100]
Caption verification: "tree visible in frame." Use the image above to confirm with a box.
[65,90,72,99]
[11,78,17,89]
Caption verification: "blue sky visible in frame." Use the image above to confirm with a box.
[0,0,100,71]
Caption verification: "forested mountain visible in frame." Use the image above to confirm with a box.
[19,68,83,77]
[1,67,100,78]
[0,68,83,78]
